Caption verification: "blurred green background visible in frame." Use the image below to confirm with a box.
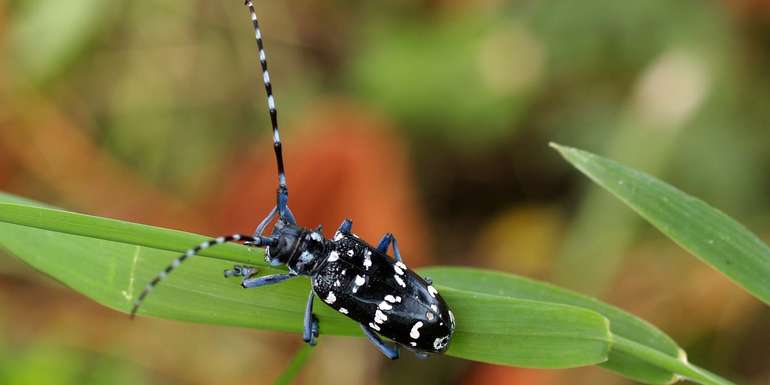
[1,0,770,384]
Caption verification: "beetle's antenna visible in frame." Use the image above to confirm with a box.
[244,1,287,193]
[130,234,276,318]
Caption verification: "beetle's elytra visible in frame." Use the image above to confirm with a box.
[130,0,455,360]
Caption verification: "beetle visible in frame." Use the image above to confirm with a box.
[129,0,455,360]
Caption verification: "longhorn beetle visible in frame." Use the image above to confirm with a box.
[130,0,455,360]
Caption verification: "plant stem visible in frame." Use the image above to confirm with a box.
[611,335,736,385]
[272,344,314,385]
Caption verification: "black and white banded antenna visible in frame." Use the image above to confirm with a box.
[245,0,287,190]
[129,234,276,317]
[130,2,291,317]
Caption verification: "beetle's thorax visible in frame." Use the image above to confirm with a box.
[265,221,329,275]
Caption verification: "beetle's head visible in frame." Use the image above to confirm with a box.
[264,221,302,266]
[265,222,327,271]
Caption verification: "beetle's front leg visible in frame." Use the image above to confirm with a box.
[224,265,258,278]
[240,273,296,288]
[303,290,320,346]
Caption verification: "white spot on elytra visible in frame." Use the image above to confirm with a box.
[426,312,434,321]
[341,269,346,275]
[394,275,406,287]
[410,342,417,347]
[395,261,407,270]
[353,275,365,293]
[339,307,349,314]
[396,296,402,302]
[310,232,323,242]
[430,304,438,312]
[334,280,341,287]
[379,301,393,311]
[333,232,343,241]
[449,310,456,330]
[433,336,449,350]
[369,322,381,331]
[327,251,339,262]
[363,251,372,270]
[428,285,438,298]
[410,322,424,339]
[393,264,404,276]
[325,292,336,304]
[385,295,397,303]
[347,249,354,257]
[374,309,388,324]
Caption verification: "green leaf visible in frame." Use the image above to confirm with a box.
[421,267,680,384]
[552,143,770,305]
[0,197,610,369]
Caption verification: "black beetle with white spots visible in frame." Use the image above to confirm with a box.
[130,0,455,360]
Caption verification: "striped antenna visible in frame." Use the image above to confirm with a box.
[245,0,287,189]
[129,234,275,318]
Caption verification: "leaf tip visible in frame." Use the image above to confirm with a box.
[548,142,578,159]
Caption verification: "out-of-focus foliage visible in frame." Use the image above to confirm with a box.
[2,0,770,384]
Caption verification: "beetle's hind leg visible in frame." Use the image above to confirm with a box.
[303,290,320,346]
[360,324,399,360]
[375,233,403,262]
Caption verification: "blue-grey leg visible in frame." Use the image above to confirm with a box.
[253,206,277,237]
[224,265,258,278]
[337,218,352,234]
[360,324,399,360]
[241,273,296,288]
[414,351,430,360]
[376,233,402,262]
[303,290,319,346]
[376,233,392,254]
[391,234,403,262]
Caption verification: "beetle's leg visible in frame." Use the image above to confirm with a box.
[241,273,296,288]
[337,218,352,234]
[376,233,403,262]
[360,324,399,360]
[391,234,403,262]
[224,265,258,278]
[375,233,392,254]
[253,206,277,238]
[303,290,320,346]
